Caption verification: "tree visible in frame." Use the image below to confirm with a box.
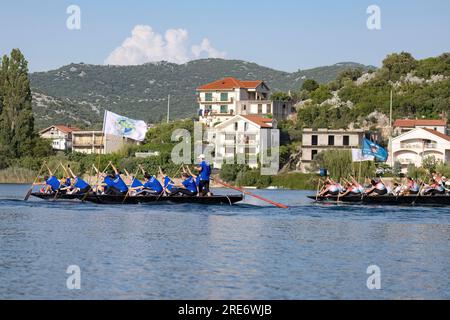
[337,68,363,82]
[382,52,417,81]
[0,49,35,158]
[270,92,292,101]
[301,79,319,92]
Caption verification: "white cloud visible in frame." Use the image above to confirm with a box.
[192,38,227,59]
[105,25,226,65]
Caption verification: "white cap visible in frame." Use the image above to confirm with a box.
[198,154,205,159]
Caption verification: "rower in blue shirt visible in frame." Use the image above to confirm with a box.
[34,164,61,194]
[66,165,91,194]
[131,166,163,195]
[102,163,128,195]
[159,167,175,194]
[170,173,198,197]
[195,154,212,196]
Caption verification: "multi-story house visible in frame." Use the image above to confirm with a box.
[39,125,81,151]
[197,77,292,127]
[71,131,138,154]
[210,115,277,169]
[391,127,450,173]
[300,128,365,172]
[393,119,447,136]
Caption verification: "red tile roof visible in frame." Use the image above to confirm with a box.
[54,125,81,133]
[197,77,263,90]
[40,125,81,134]
[241,115,273,128]
[422,128,450,142]
[394,119,447,127]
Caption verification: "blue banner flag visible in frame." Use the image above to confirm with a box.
[362,138,388,162]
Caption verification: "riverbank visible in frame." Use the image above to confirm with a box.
[0,167,36,184]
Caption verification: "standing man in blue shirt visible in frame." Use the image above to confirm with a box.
[196,154,212,197]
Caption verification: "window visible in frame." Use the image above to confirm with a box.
[234,122,238,131]
[220,105,228,114]
[343,135,349,146]
[225,133,235,141]
[311,150,318,160]
[244,122,249,131]
[328,135,335,146]
[267,104,271,114]
[311,135,318,146]
[205,92,213,101]
[243,105,247,111]
[225,146,235,154]
[220,92,228,102]
[258,104,263,114]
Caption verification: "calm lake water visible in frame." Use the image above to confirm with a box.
[0,184,448,300]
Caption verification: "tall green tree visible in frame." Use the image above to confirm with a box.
[0,49,35,158]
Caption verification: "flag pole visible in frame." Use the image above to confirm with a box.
[167,94,170,124]
[103,110,107,154]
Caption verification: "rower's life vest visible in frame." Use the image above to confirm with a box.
[46,176,61,191]
[182,176,197,193]
[144,176,163,193]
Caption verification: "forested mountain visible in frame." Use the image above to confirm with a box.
[295,52,450,131]
[30,59,373,129]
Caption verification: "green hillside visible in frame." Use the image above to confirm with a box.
[30,59,373,128]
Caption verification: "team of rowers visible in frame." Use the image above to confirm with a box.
[318,173,450,198]
[34,155,213,197]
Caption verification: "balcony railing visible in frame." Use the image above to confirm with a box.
[400,143,437,149]
[198,97,234,104]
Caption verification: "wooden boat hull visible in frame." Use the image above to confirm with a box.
[308,194,450,206]
[31,192,243,205]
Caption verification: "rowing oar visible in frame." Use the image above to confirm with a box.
[24,161,46,201]
[213,178,289,209]
[412,179,427,206]
[315,177,323,201]
[122,167,140,204]
[81,162,111,202]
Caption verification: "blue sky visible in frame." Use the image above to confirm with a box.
[1,0,449,72]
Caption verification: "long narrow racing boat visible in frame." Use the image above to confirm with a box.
[308,194,450,206]
[31,192,244,205]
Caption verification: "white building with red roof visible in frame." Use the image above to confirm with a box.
[391,127,450,172]
[393,119,447,135]
[39,124,81,151]
[209,115,278,169]
[197,77,292,127]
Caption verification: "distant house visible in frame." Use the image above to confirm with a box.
[39,125,81,151]
[393,119,447,136]
[391,127,450,173]
[210,115,277,169]
[71,131,139,155]
[196,77,293,127]
[300,128,365,173]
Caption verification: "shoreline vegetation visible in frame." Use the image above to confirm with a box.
[0,168,320,190]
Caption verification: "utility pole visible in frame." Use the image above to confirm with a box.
[388,67,394,167]
[167,94,170,124]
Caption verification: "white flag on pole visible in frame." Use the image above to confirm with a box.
[103,110,148,141]
[352,149,375,162]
